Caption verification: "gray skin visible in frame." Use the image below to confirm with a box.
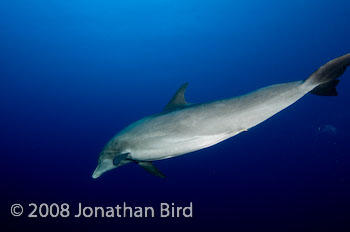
[92,54,350,179]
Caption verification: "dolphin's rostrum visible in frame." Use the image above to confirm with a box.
[92,54,350,179]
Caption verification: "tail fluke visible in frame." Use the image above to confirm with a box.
[304,54,350,96]
[310,79,340,96]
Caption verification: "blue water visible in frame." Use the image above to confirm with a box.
[1,0,350,231]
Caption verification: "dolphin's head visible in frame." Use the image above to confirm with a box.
[92,139,131,179]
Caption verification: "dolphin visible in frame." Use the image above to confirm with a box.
[92,54,350,179]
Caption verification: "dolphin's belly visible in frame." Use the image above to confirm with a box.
[129,130,242,161]
[119,81,310,161]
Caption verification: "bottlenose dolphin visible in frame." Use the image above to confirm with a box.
[92,54,350,179]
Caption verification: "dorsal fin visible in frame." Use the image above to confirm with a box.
[164,83,189,111]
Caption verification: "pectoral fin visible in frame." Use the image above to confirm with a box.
[113,153,129,166]
[138,161,165,178]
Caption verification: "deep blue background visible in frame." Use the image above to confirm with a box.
[1,0,350,231]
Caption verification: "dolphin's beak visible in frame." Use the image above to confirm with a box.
[92,159,116,179]
[92,166,102,179]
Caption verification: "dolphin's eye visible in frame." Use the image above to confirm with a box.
[113,153,130,166]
